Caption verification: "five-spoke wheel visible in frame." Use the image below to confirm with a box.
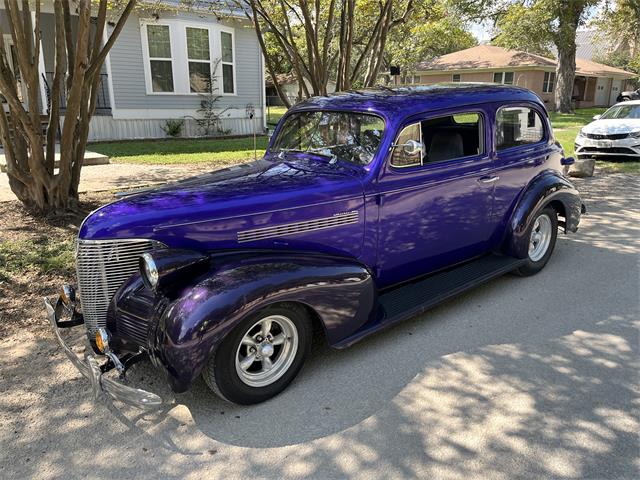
[516,206,558,276]
[203,303,312,405]
[235,315,299,388]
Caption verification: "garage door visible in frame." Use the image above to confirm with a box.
[610,79,622,105]
[595,78,609,106]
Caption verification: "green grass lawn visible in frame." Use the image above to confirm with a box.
[266,106,287,127]
[89,136,269,165]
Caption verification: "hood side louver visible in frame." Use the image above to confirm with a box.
[237,211,359,243]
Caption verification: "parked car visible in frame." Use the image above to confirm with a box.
[616,87,640,102]
[45,84,583,408]
[575,101,640,160]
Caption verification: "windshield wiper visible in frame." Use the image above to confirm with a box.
[276,148,305,159]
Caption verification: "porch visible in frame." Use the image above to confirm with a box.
[0,143,110,174]
[1,8,112,116]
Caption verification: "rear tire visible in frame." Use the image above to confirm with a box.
[515,207,558,277]
[203,303,312,405]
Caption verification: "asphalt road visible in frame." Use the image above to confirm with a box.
[0,173,638,480]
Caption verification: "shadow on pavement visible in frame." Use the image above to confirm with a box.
[1,173,638,479]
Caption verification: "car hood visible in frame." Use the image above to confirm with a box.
[79,156,366,241]
[582,118,640,135]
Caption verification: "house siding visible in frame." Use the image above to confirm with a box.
[415,69,558,106]
[109,12,262,114]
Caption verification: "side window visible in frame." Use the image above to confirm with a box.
[422,113,483,163]
[496,106,545,150]
[391,123,422,168]
[391,112,484,168]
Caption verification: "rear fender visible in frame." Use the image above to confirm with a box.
[154,252,375,391]
[502,171,582,259]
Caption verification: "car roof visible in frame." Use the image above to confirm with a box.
[613,100,640,106]
[290,83,545,120]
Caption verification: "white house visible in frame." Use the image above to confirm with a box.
[0,1,266,141]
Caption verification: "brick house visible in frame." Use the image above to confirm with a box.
[398,45,636,108]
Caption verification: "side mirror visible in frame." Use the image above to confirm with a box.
[560,156,575,166]
[401,139,424,156]
[592,115,601,121]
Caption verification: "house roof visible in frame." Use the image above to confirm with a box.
[142,0,248,18]
[575,29,607,61]
[265,72,298,87]
[416,45,635,79]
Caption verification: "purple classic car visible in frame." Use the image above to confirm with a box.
[46,84,583,408]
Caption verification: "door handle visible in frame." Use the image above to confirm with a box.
[478,175,499,184]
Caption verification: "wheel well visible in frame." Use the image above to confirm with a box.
[547,200,566,231]
[271,301,328,345]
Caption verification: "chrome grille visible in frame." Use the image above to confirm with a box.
[117,311,150,346]
[237,211,359,243]
[76,239,159,335]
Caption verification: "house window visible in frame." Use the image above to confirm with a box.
[542,71,555,93]
[146,24,174,92]
[142,21,235,95]
[186,27,211,93]
[452,74,461,82]
[221,31,234,94]
[493,72,514,85]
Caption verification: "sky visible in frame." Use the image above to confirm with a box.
[470,21,493,43]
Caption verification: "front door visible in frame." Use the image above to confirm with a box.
[610,80,622,105]
[595,78,609,106]
[374,109,499,288]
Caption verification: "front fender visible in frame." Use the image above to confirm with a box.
[503,171,582,259]
[154,252,375,392]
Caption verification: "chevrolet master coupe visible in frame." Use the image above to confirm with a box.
[46,84,584,408]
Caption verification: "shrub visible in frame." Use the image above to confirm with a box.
[161,119,185,138]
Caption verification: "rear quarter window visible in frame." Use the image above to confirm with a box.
[496,106,546,150]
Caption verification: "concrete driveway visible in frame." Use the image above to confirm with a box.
[0,163,218,202]
[0,173,638,480]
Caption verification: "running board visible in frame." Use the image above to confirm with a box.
[334,255,527,348]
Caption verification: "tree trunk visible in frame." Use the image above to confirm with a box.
[554,40,577,113]
[553,2,584,113]
[0,0,137,214]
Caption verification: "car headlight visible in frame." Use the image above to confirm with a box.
[140,252,159,290]
[576,129,585,139]
[138,249,209,292]
[630,131,640,139]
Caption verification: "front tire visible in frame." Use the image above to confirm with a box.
[515,207,558,277]
[203,303,312,405]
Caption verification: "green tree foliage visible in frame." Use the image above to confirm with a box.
[492,3,554,56]
[385,2,477,73]
[591,0,640,85]
[456,0,599,112]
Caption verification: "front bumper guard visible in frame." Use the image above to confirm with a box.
[44,297,163,410]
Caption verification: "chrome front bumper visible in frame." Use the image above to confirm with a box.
[44,297,163,409]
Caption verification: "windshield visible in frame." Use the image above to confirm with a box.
[600,104,640,120]
[271,111,385,166]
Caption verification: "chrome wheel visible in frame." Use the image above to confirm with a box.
[235,314,298,388]
[528,214,552,262]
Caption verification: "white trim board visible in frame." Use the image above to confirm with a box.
[112,107,263,120]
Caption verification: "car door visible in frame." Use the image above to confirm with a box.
[490,103,554,235]
[374,108,500,288]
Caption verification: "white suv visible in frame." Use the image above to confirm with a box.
[575,101,640,160]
